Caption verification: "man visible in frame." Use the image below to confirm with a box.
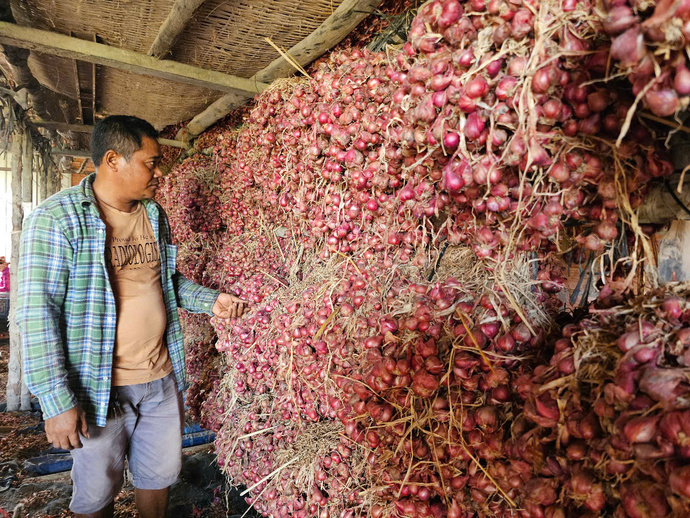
[16,115,244,518]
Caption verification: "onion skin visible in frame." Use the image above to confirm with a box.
[620,482,671,518]
[603,6,638,35]
[610,26,645,66]
[670,465,690,498]
[674,63,690,95]
[623,415,660,444]
[644,89,679,117]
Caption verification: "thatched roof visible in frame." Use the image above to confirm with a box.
[0,0,386,146]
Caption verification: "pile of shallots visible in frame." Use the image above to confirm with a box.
[520,286,690,517]
[152,0,689,516]
[602,0,690,117]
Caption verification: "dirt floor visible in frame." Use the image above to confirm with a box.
[0,338,257,517]
[0,441,252,517]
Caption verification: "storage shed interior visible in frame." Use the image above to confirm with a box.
[2,1,690,518]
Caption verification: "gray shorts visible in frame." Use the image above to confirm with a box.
[69,373,183,514]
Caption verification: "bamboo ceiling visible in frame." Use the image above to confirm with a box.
[6,0,349,130]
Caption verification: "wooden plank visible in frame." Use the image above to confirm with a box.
[178,0,384,139]
[148,0,207,58]
[0,21,269,95]
[637,181,690,224]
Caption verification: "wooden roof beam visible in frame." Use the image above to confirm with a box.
[177,0,384,141]
[34,120,94,133]
[0,21,269,95]
[36,120,190,149]
[148,0,206,58]
[52,148,91,158]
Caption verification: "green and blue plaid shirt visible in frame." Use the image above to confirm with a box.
[16,174,220,427]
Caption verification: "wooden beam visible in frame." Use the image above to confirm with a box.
[178,92,247,140]
[0,21,269,95]
[92,34,97,123]
[51,147,91,158]
[71,43,84,123]
[177,0,384,140]
[159,137,191,150]
[148,0,206,58]
[34,120,93,133]
[51,140,188,158]
[37,121,189,149]
[256,0,384,82]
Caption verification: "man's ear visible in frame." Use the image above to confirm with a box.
[103,149,121,172]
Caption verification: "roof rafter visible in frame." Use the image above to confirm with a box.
[0,21,269,95]
[39,121,190,151]
[177,0,384,140]
[148,0,207,58]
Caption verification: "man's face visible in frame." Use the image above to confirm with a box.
[116,136,163,201]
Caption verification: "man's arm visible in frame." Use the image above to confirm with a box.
[172,273,246,318]
[17,210,90,449]
[160,207,246,317]
[16,210,79,419]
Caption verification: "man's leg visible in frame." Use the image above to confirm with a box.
[135,487,170,518]
[69,410,127,516]
[74,500,114,518]
[121,374,183,518]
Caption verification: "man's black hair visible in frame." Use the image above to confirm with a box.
[91,115,158,167]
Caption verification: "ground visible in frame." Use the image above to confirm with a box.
[1,444,251,517]
[0,338,257,517]
[1,334,8,403]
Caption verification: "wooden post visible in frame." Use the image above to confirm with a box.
[6,127,29,411]
[657,221,690,283]
[38,159,47,203]
[45,158,54,196]
[21,130,32,202]
[51,160,60,195]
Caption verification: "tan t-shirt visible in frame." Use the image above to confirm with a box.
[99,201,172,386]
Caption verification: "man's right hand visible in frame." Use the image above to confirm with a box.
[45,406,90,450]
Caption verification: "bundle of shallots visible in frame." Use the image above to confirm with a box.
[522,284,690,517]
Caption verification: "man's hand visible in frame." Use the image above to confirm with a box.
[213,293,248,320]
[45,406,90,450]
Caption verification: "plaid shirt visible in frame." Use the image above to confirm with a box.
[16,174,220,427]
